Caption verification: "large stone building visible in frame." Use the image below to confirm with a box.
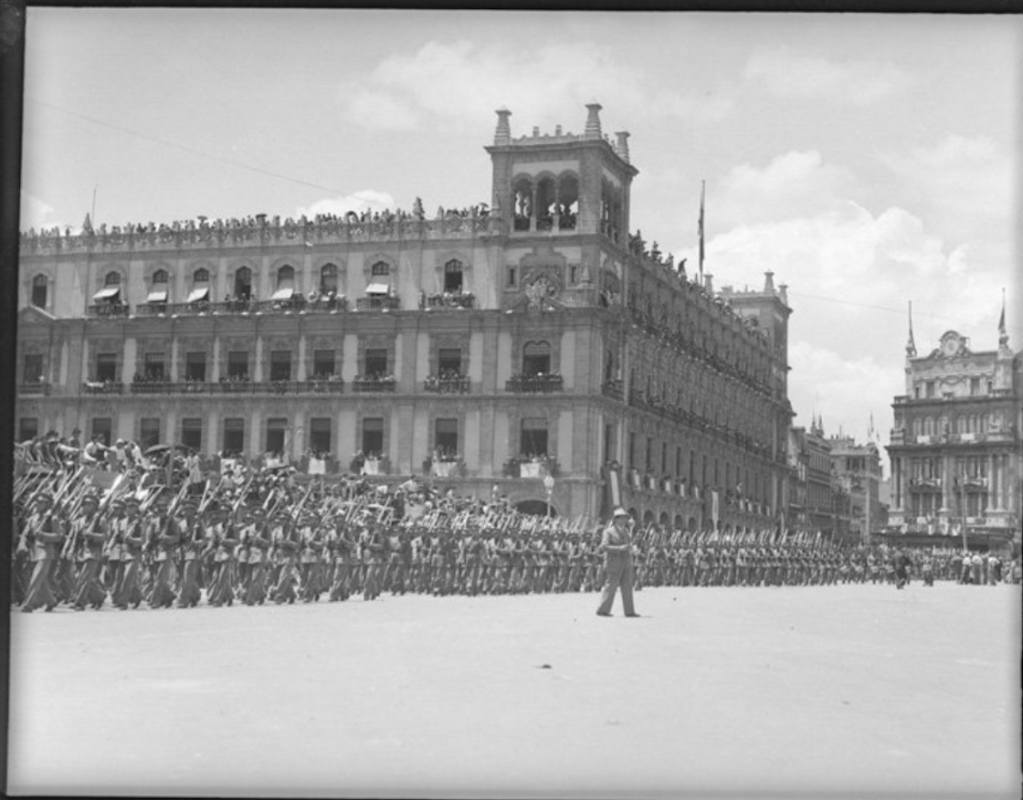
[16,103,792,526]
[827,433,886,545]
[886,308,1021,552]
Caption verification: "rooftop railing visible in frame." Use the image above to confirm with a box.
[21,213,504,254]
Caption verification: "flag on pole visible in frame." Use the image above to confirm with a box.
[698,180,706,280]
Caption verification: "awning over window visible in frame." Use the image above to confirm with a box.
[93,287,120,301]
[271,287,295,301]
[187,287,209,303]
[365,282,390,295]
[146,290,168,303]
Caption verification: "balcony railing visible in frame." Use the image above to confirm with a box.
[131,296,350,318]
[87,304,131,318]
[424,292,475,310]
[506,374,564,393]
[82,380,124,395]
[352,376,397,393]
[126,379,346,395]
[18,382,51,396]
[502,458,559,479]
[423,375,470,394]
[355,295,401,311]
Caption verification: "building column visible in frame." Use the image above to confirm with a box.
[988,453,997,510]
[81,338,90,382]
[206,408,219,458]
[254,335,263,382]
[297,334,307,381]
[939,453,952,512]
[170,336,179,382]
[212,336,221,382]
[121,337,137,384]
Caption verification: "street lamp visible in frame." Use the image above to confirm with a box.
[543,473,555,518]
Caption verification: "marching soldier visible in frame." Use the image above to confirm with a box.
[21,492,66,613]
[112,496,146,610]
[72,491,109,610]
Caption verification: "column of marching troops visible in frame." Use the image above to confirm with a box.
[13,471,1020,613]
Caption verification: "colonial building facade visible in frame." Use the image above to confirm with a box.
[16,103,792,526]
[886,312,1021,551]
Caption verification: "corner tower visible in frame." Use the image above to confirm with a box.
[485,103,638,241]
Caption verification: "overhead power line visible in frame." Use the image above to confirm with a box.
[26,97,365,199]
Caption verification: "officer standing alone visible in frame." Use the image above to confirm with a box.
[596,507,640,618]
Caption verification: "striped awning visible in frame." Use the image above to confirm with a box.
[187,287,209,303]
[146,290,168,303]
[93,287,120,301]
[365,282,390,295]
[271,287,294,301]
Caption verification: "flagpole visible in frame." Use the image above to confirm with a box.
[698,180,705,283]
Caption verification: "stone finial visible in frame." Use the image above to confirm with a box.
[615,131,631,163]
[532,126,540,138]
[778,283,788,304]
[584,103,603,140]
[764,271,775,293]
[704,273,714,294]
[555,124,562,136]
[494,108,512,145]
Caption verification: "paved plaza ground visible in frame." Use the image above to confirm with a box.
[7,582,1020,799]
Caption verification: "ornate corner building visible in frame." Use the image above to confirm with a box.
[16,104,792,527]
[886,313,1021,551]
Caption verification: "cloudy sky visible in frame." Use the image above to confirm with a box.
[20,10,1021,469]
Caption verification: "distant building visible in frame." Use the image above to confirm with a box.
[827,433,886,545]
[885,306,1020,552]
[16,103,793,526]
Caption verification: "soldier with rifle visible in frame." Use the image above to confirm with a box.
[21,491,66,613]
[241,505,271,606]
[112,496,146,609]
[177,498,205,608]
[71,492,108,610]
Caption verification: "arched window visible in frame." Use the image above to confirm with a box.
[443,259,463,293]
[234,266,252,299]
[512,177,533,231]
[148,269,170,304]
[31,275,47,308]
[320,263,338,294]
[522,341,551,376]
[105,271,121,286]
[276,265,295,289]
[188,268,211,303]
[557,174,579,230]
[370,261,390,277]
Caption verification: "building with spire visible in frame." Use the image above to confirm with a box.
[885,301,1020,552]
[16,103,793,527]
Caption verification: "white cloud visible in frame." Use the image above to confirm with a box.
[295,190,396,219]
[20,191,58,230]
[743,48,914,105]
[787,341,895,454]
[880,134,1015,241]
[714,150,856,227]
[338,40,735,133]
[343,89,420,132]
[660,147,1015,455]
